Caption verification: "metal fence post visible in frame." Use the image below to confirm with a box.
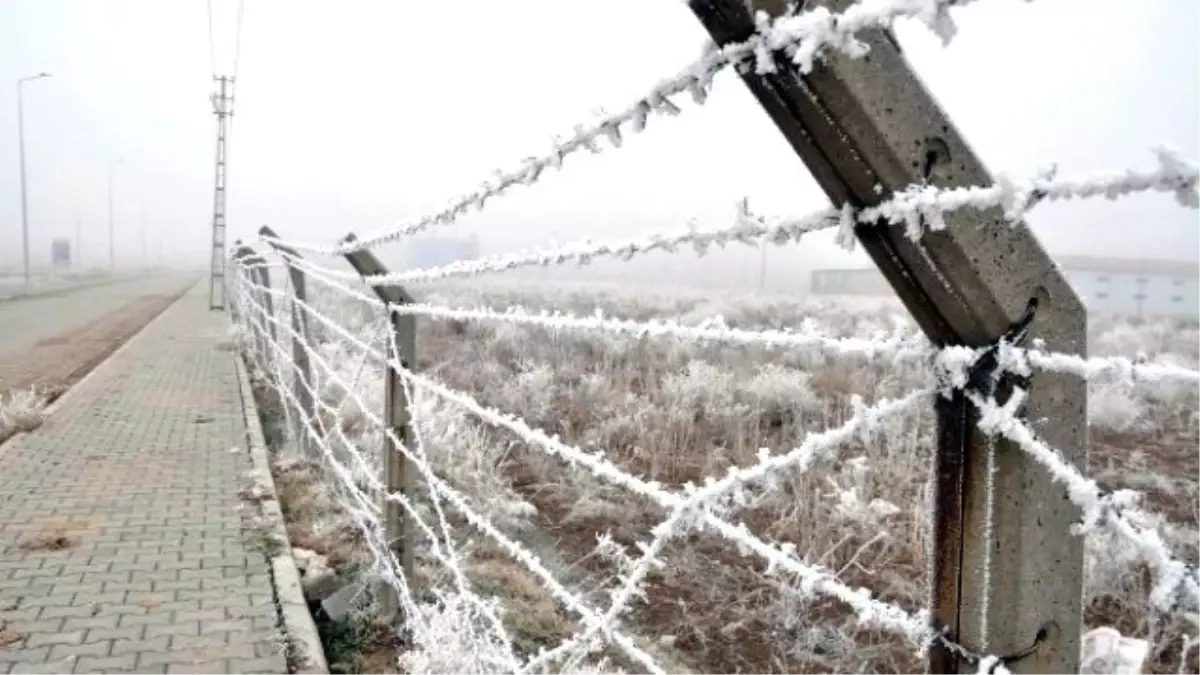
[688,2,1087,672]
[340,233,417,619]
[260,226,318,458]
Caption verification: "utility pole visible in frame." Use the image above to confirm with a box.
[209,75,235,310]
[17,72,51,289]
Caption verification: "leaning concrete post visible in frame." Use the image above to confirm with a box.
[340,233,417,619]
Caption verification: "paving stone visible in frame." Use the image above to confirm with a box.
[0,284,286,674]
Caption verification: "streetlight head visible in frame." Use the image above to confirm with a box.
[37,72,51,79]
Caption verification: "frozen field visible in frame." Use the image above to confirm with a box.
[238,275,1198,674]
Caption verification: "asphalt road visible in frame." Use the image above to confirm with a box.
[0,273,200,356]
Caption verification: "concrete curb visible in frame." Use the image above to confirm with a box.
[232,347,330,675]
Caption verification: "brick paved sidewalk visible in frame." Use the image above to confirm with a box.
[0,283,287,674]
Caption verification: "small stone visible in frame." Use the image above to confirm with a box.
[291,548,322,573]
[301,568,341,603]
[321,583,368,622]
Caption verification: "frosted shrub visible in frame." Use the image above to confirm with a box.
[412,389,537,528]
[1089,381,1149,433]
[738,363,820,419]
[1093,322,1154,359]
[661,360,736,415]
[823,456,902,528]
[398,591,516,675]
[490,321,535,362]
[500,361,559,424]
[398,591,623,675]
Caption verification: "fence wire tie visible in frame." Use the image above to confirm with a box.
[940,620,1056,674]
[964,296,1038,403]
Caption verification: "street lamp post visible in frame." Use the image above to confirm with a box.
[17,72,51,288]
[108,157,125,270]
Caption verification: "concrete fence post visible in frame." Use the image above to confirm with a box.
[260,225,319,459]
[234,244,275,372]
[340,233,418,619]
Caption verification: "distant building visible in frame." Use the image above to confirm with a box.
[810,255,1199,319]
[406,235,480,270]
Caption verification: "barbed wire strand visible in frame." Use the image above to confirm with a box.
[266,244,1200,389]
[968,387,1200,614]
[234,263,957,658]
[232,271,668,672]
[264,0,990,257]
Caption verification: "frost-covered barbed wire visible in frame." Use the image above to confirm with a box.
[263,0,987,257]
[232,271,609,671]
[858,146,1198,244]
[227,246,1196,671]
[245,270,526,664]
[232,262,967,663]
[255,267,945,667]
[280,244,930,362]
[264,149,1198,294]
[968,387,1200,615]
[233,270,672,673]
[273,245,1200,390]
[523,387,935,672]
[277,202,842,285]
[228,271,430,633]
[382,333,942,655]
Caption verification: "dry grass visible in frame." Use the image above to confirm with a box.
[259,278,1198,674]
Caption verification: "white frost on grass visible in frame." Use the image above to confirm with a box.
[0,388,48,440]
[398,591,625,675]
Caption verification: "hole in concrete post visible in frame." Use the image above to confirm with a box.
[922,137,952,181]
[1031,285,1052,333]
[1033,285,1051,310]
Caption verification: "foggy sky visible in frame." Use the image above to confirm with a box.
[1,0,1197,288]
